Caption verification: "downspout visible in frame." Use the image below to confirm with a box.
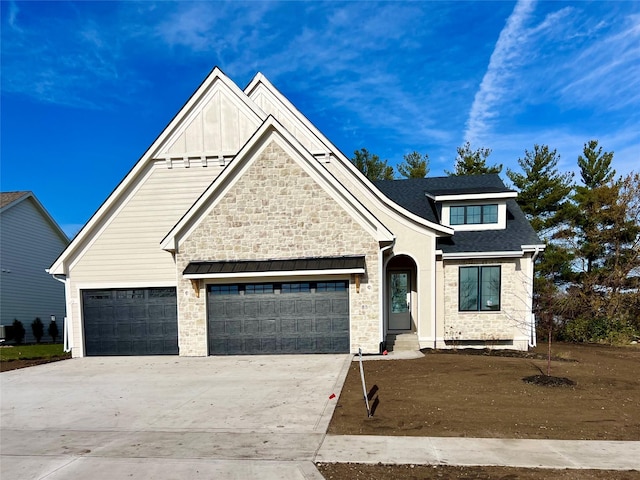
[528,246,541,348]
[379,240,395,353]
[49,271,71,353]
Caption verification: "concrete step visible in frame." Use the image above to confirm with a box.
[385,333,420,352]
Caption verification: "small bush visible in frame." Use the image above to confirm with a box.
[48,320,59,343]
[12,319,26,344]
[31,317,44,343]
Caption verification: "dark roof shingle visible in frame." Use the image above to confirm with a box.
[374,175,542,253]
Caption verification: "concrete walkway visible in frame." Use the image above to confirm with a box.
[316,435,640,471]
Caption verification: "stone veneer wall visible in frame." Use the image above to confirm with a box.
[176,140,381,356]
[443,258,530,341]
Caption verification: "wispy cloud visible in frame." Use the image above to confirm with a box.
[464,0,537,144]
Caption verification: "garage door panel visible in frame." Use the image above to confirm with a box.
[297,318,313,333]
[243,302,259,317]
[260,301,276,315]
[332,318,349,332]
[83,288,178,356]
[315,299,332,315]
[281,318,296,333]
[316,319,331,333]
[261,319,277,334]
[280,300,296,315]
[207,281,349,355]
[333,299,349,314]
[297,299,313,314]
[245,319,260,334]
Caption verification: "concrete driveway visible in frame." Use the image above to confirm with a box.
[1,354,351,479]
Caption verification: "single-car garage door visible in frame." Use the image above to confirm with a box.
[83,287,178,356]
[208,281,350,355]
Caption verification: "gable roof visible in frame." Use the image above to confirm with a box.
[49,67,267,275]
[1,191,69,244]
[245,73,453,236]
[375,175,543,254]
[0,191,30,209]
[161,115,394,251]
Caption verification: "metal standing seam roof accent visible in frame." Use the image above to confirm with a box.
[183,255,366,276]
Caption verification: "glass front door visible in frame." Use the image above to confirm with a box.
[388,271,411,330]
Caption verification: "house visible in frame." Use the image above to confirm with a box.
[1,191,69,343]
[48,68,543,357]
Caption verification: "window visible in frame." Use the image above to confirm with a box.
[459,266,500,311]
[245,284,274,294]
[281,283,310,293]
[316,281,348,292]
[450,205,498,225]
[209,285,240,295]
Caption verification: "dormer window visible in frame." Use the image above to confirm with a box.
[450,204,498,225]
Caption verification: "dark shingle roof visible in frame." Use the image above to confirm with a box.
[374,175,542,253]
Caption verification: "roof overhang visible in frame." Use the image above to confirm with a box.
[438,250,529,260]
[429,191,518,202]
[183,255,366,280]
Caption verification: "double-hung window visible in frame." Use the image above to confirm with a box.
[459,266,501,311]
[450,205,498,225]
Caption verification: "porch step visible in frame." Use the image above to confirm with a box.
[385,333,420,352]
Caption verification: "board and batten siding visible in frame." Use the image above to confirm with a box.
[0,197,68,342]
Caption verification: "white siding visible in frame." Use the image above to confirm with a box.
[70,164,222,282]
[0,198,68,342]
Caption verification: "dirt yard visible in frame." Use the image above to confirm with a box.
[328,343,639,440]
[317,463,640,480]
[321,343,639,479]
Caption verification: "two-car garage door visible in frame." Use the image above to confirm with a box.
[207,280,350,355]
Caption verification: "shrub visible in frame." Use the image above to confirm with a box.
[12,319,26,344]
[48,320,59,343]
[31,317,44,343]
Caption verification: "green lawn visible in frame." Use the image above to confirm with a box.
[0,343,68,361]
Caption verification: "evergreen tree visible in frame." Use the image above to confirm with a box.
[31,317,44,343]
[446,141,501,176]
[507,144,573,235]
[558,142,640,341]
[398,151,429,179]
[351,148,394,181]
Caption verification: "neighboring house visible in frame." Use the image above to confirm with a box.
[1,191,69,343]
[49,68,544,357]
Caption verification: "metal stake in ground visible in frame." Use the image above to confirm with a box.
[358,348,371,417]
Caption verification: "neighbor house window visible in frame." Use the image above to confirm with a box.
[450,205,498,225]
[459,266,501,311]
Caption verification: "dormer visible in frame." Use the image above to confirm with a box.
[428,189,518,231]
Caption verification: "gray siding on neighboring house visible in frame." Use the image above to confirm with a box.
[0,195,68,342]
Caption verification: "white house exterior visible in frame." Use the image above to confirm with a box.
[49,68,543,357]
[1,192,69,342]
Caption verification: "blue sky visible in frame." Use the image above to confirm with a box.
[2,1,639,238]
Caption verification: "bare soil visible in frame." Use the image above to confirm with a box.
[0,356,70,372]
[317,463,640,480]
[321,343,639,479]
[328,343,640,440]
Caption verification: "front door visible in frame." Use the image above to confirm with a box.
[388,271,411,330]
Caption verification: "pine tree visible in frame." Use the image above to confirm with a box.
[446,141,501,176]
[507,144,573,235]
[398,151,429,179]
[351,148,394,181]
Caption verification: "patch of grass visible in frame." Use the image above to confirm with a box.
[0,343,67,362]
